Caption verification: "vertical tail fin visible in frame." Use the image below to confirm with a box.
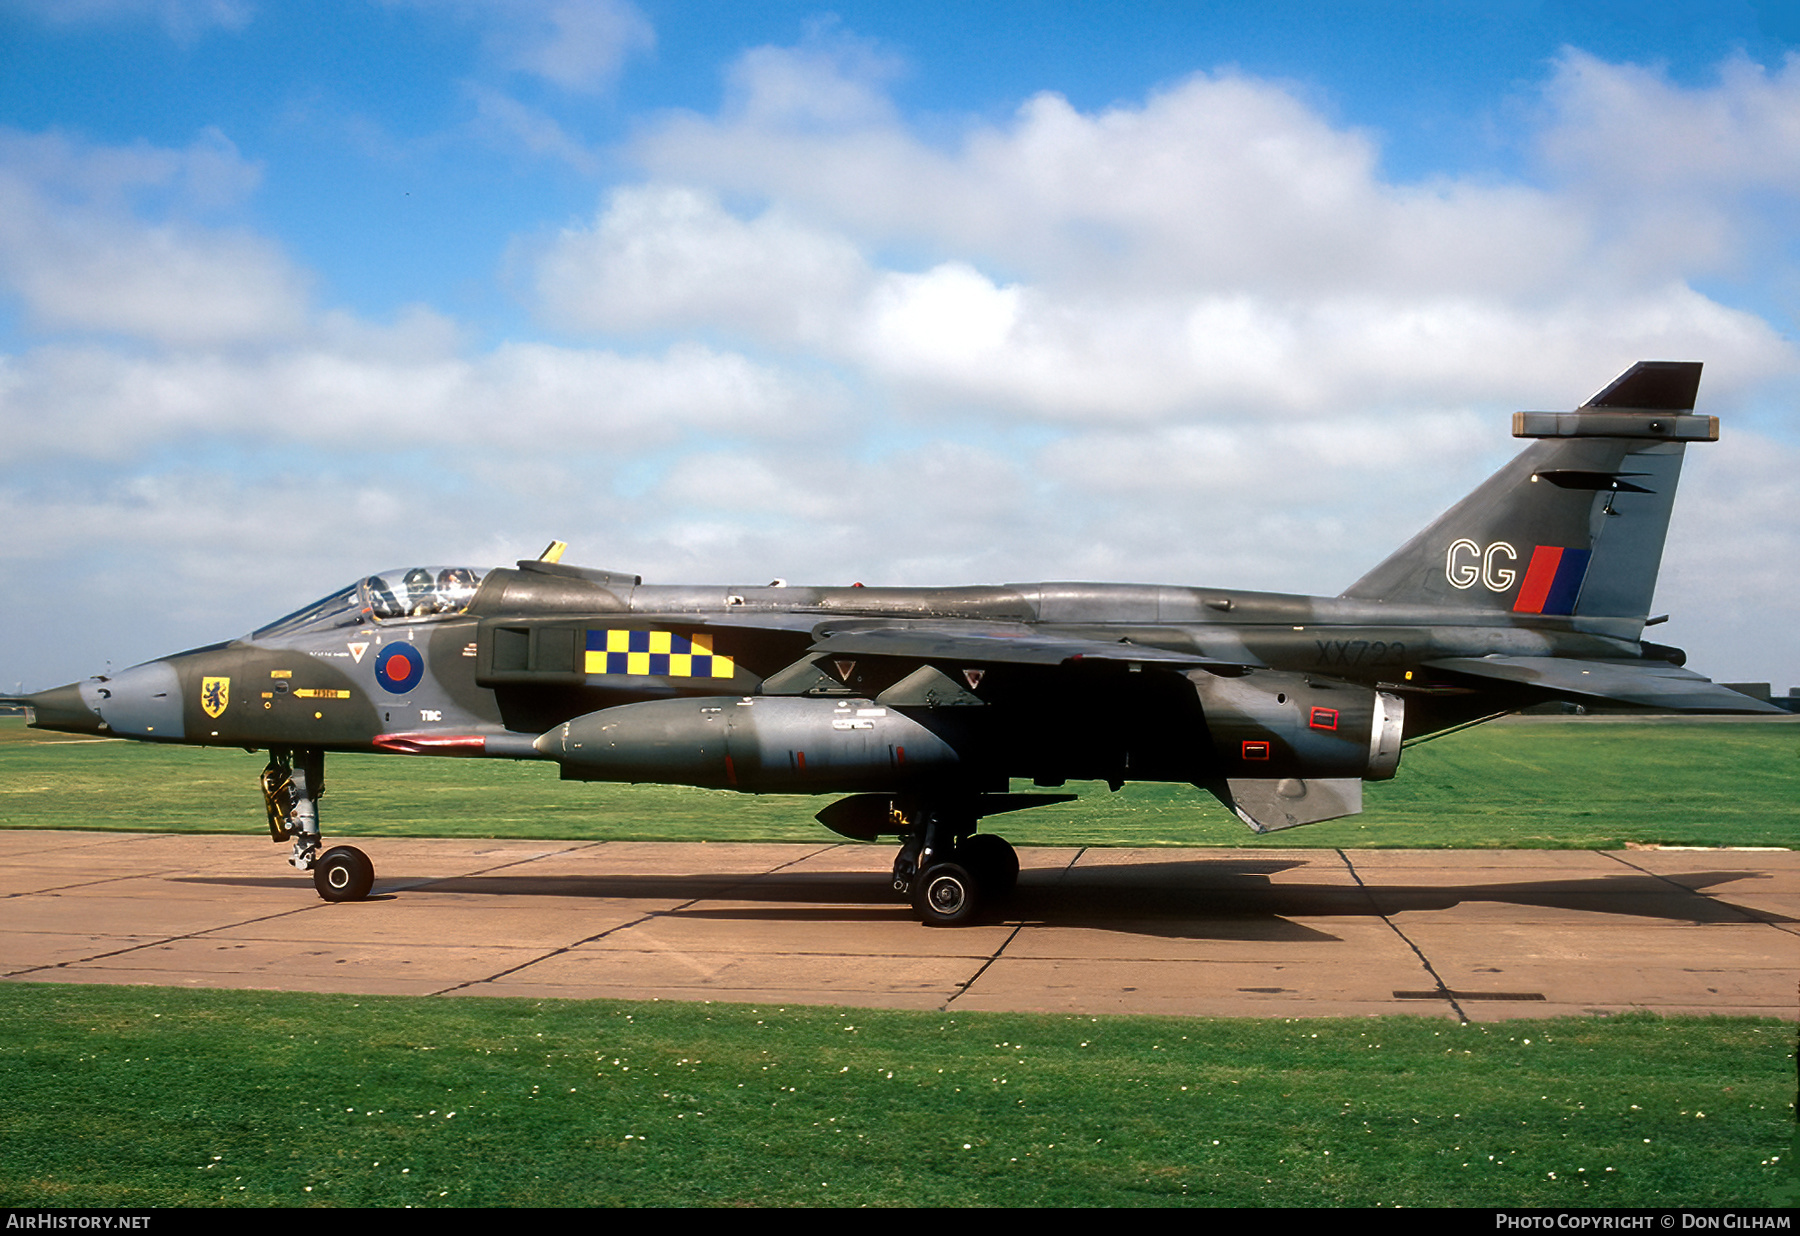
[1342,362,1714,622]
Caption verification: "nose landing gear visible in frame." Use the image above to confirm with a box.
[262,747,375,902]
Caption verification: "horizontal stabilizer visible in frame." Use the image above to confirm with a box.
[1422,656,1785,713]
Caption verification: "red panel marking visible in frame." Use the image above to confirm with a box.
[724,755,737,787]
[1309,706,1339,731]
[895,746,906,765]
[1513,545,1563,614]
[795,750,806,771]
[1242,740,1271,761]
[371,733,486,755]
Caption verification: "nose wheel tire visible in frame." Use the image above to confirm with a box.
[913,861,980,927]
[313,845,374,902]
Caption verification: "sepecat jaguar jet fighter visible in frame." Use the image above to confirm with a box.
[13,361,1780,924]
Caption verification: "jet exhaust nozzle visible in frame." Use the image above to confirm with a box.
[1189,670,1404,781]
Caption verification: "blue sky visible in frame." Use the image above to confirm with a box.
[2,0,1797,691]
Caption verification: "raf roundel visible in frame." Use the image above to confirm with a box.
[373,642,425,694]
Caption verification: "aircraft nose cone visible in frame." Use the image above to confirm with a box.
[89,661,186,739]
[22,681,107,736]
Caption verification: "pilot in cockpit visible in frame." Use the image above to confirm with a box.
[435,567,480,613]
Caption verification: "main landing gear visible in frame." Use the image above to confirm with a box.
[262,747,374,902]
[889,801,1020,927]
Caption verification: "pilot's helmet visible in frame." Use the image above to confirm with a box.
[436,567,478,612]
[365,576,402,620]
[404,568,435,615]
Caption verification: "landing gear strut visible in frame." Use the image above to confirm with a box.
[889,799,1019,927]
[262,747,374,902]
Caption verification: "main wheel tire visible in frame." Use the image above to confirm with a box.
[912,861,981,927]
[958,833,1019,899]
[313,845,374,902]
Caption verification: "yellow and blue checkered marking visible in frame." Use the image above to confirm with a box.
[585,629,735,679]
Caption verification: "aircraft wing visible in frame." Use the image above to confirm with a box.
[1421,655,1785,713]
[807,622,1238,669]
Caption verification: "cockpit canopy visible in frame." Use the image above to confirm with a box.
[364,566,484,619]
[253,566,490,639]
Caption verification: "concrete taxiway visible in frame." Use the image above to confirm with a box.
[3,830,1794,1021]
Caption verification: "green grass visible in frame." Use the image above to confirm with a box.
[0,984,1789,1208]
[6,722,1793,1208]
[3,716,1795,849]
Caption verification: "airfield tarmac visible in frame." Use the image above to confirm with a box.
[2,830,1794,1022]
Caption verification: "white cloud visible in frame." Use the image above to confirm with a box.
[0,468,525,685]
[719,31,904,131]
[860,262,1022,373]
[1654,428,1800,683]
[491,0,654,92]
[634,438,1061,587]
[634,51,1600,297]
[1036,412,1491,506]
[6,0,251,40]
[0,125,261,210]
[422,0,652,92]
[520,41,1798,425]
[465,83,603,174]
[414,1,655,170]
[4,41,1799,693]
[0,127,310,345]
[1540,50,1800,191]
[1537,50,1800,277]
[537,185,1791,420]
[531,185,870,341]
[0,336,845,464]
[0,128,846,461]
[0,220,310,346]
